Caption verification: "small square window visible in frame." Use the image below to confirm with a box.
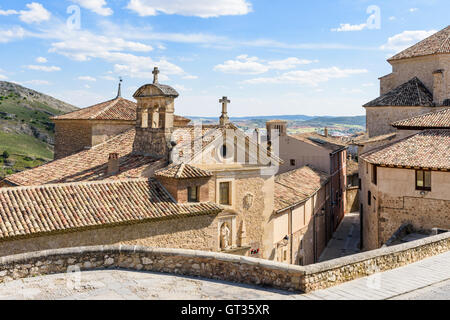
[188,186,199,203]
[290,159,296,166]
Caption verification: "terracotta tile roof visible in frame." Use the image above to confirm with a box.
[52,97,136,121]
[360,129,450,170]
[291,132,347,152]
[274,166,330,212]
[155,163,212,179]
[388,26,450,61]
[2,129,161,186]
[392,108,450,129]
[364,77,434,107]
[0,178,222,241]
[52,97,190,124]
[352,132,398,146]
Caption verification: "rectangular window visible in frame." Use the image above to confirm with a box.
[219,182,231,205]
[372,165,377,185]
[416,170,431,191]
[187,186,199,203]
[358,178,362,190]
[290,159,296,166]
[368,190,372,206]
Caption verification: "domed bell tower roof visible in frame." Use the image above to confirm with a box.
[133,67,179,98]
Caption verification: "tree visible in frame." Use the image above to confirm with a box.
[2,151,10,159]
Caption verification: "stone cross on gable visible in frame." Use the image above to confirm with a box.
[219,96,230,113]
[219,96,231,125]
[117,77,122,98]
[152,67,160,84]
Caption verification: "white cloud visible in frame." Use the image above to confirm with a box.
[389,16,396,21]
[49,32,154,62]
[126,0,252,18]
[362,83,375,87]
[23,79,50,85]
[25,65,61,72]
[331,23,367,32]
[19,2,51,24]
[78,76,97,81]
[0,74,8,80]
[243,67,368,87]
[409,8,418,12]
[214,55,317,75]
[0,9,18,15]
[71,0,113,16]
[0,27,26,43]
[173,84,191,92]
[380,30,437,52]
[36,56,47,63]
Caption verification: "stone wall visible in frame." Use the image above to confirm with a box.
[0,231,449,293]
[346,186,359,213]
[54,121,92,159]
[0,214,219,257]
[365,106,448,138]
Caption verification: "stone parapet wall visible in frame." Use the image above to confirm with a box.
[1,232,449,293]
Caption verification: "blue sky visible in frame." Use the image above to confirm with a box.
[0,0,448,117]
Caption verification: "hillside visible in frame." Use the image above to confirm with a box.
[0,81,78,178]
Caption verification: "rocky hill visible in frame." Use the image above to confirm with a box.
[0,81,78,178]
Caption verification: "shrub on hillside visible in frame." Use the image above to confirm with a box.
[2,151,10,159]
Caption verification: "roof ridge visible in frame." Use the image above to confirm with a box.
[0,177,151,194]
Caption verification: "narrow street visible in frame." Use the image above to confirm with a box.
[319,212,360,262]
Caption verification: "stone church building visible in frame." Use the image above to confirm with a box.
[0,68,334,265]
[358,26,450,250]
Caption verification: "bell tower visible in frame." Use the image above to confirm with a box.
[132,67,180,158]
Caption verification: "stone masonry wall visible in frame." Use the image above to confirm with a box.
[0,232,449,293]
[0,214,219,257]
[378,195,450,244]
[54,121,92,159]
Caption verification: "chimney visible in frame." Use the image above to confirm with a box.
[107,153,119,175]
[116,78,122,98]
[324,127,329,137]
[433,69,445,105]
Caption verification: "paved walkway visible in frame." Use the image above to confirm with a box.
[306,250,450,300]
[319,212,360,262]
[0,250,448,300]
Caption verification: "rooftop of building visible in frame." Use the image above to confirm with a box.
[392,108,450,129]
[274,165,330,212]
[1,129,161,187]
[290,131,347,152]
[155,163,213,179]
[0,178,222,241]
[388,25,450,62]
[51,96,190,123]
[360,129,450,170]
[363,77,434,108]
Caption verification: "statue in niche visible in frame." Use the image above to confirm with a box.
[220,222,231,250]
